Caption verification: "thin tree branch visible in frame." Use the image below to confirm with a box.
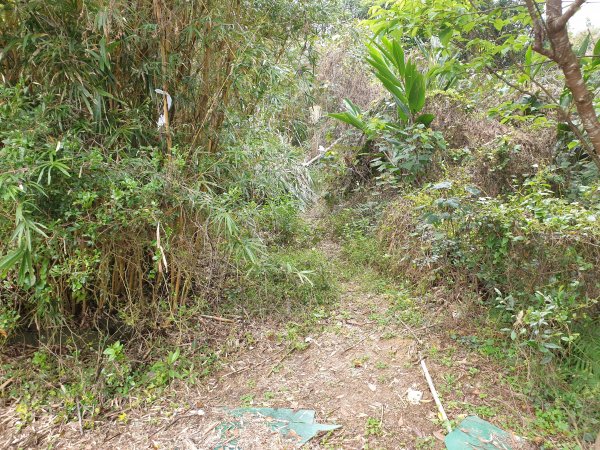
[487,64,594,158]
[556,0,586,28]
[524,0,555,58]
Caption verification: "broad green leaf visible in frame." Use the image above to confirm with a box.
[432,181,452,190]
[329,99,368,132]
[593,37,600,67]
[408,75,426,114]
[343,98,362,115]
[366,47,404,87]
[395,102,411,123]
[493,18,504,31]
[329,112,366,132]
[525,46,532,79]
[371,72,410,121]
[439,27,453,47]
[390,39,405,74]
[415,113,435,127]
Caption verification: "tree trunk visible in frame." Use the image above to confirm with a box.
[526,0,600,168]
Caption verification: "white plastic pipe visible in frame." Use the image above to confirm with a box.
[421,359,452,434]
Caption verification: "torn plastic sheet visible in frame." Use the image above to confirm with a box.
[445,415,525,450]
[214,407,341,449]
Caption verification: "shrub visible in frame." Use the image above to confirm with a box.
[380,174,600,366]
[227,248,338,318]
[0,84,312,337]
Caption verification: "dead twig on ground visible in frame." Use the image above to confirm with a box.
[0,378,13,391]
[267,346,298,377]
[398,319,424,347]
[200,315,236,324]
[340,336,368,354]
[220,347,287,380]
[148,411,198,439]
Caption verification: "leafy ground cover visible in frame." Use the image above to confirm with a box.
[0,214,552,449]
[1,1,600,448]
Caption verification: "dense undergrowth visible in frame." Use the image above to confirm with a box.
[325,178,600,445]
[315,3,600,444]
[320,71,599,450]
[0,0,343,429]
[1,0,600,447]
[0,0,340,336]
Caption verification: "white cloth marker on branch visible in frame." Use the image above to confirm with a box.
[155,88,172,129]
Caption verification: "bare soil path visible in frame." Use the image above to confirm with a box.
[2,238,534,450]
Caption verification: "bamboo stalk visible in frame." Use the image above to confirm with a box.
[154,0,172,160]
[180,277,191,307]
[173,266,182,308]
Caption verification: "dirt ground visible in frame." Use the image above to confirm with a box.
[0,239,536,450]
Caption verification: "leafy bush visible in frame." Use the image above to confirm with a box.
[379,175,599,414]
[0,82,312,336]
[371,123,446,185]
[228,248,338,317]
[320,1,600,441]
[329,37,446,188]
[371,174,600,437]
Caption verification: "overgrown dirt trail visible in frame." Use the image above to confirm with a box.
[5,237,534,450]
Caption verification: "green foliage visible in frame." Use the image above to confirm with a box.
[226,247,338,318]
[318,3,600,443]
[331,36,432,129]
[0,1,358,435]
[328,202,390,268]
[0,0,336,337]
[2,335,214,429]
[375,174,600,438]
[329,35,445,186]
[365,0,600,166]
[102,341,136,395]
[365,37,427,123]
[365,417,383,437]
[329,99,370,135]
[371,123,446,185]
[392,176,599,345]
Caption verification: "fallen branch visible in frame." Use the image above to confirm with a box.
[340,336,368,354]
[200,315,236,324]
[220,347,287,380]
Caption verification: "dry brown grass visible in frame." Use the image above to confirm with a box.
[468,127,556,197]
[426,93,504,149]
[307,34,383,158]
[426,92,557,196]
[317,37,382,113]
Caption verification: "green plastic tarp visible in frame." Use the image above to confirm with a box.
[445,415,521,450]
[215,407,340,449]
